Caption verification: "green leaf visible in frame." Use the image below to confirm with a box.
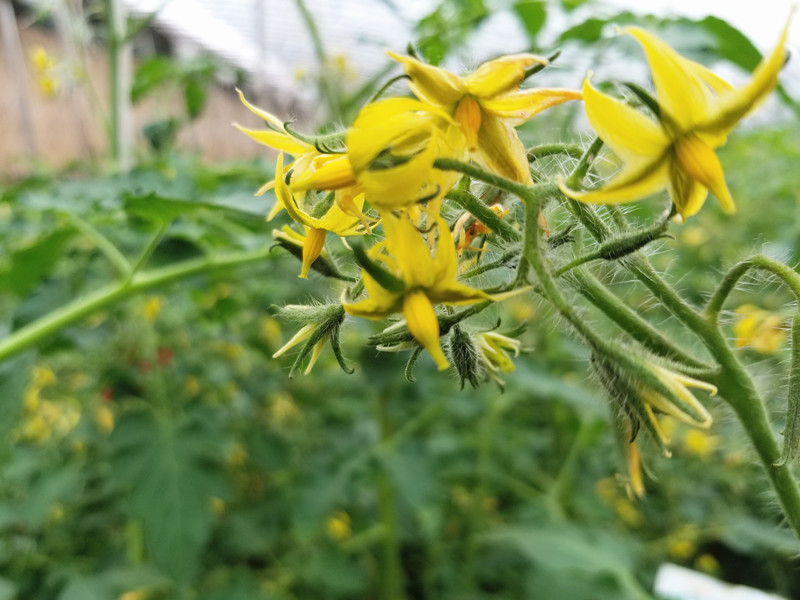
[687,16,762,71]
[0,229,75,296]
[132,56,178,103]
[143,118,182,153]
[184,76,208,120]
[485,524,635,576]
[111,409,228,585]
[513,1,547,40]
[123,191,267,223]
[558,17,607,43]
[57,575,112,600]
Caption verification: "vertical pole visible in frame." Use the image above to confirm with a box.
[0,0,38,158]
[106,0,132,171]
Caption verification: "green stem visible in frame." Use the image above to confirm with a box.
[527,143,585,162]
[706,254,800,325]
[445,189,521,243]
[710,337,800,537]
[0,246,275,364]
[129,222,169,277]
[570,269,712,370]
[460,250,517,280]
[434,158,557,203]
[63,212,132,278]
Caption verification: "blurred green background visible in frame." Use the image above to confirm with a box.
[2,1,800,599]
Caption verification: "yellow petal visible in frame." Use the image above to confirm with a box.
[581,74,669,163]
[667,161,709,219]
[403,289,449,370]
[673,134,735,214]
[291,155,357,192]
[455,96,482,150]
[383,211,437,288]
[300,227,327,279]
[304,338,327,374]
[387,51,465,106]
[273,323,316,358]
[699,14,792,134]
[480,88,582,126]
[624,27,717,130]
[473,115,532,185]
[236,89,285,129]
[465,53,547,98]
[233,123,312,155]
[559,156,670,205]
[342,273,402,319]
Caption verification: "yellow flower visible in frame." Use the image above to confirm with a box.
[476,331,521,373]
[734,304,787,354]
[293,98,466,210]
[388,52,581,185]
[637,363,715,447]
[560,18,791,219]
[325,510,352,542]
[273,152,367,278]
[344,211,490,369]
[142,295,163,322]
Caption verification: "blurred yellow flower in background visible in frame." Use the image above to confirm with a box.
[734,304,787,354]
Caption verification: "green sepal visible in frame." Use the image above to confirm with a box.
[271,232,357,282]
[449,325,482,390]
[349,238,406,293]
[590,353,669,454]
[597,220,671,261]
[523,49,561,79]
[404,346,424,383]
[288,306,348,378]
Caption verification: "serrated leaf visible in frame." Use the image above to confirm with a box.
[111,409,228,584]
[513,0,547,40]
[123,191,266,223]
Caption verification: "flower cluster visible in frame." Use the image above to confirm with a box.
[236,19,790,376]
[237,52,582,370]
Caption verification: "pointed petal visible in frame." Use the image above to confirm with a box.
[303,338,327,375]
[473,115,533,185]
[236,89,285,129]
[624,27,716,130]
[300,228,327,279]
[233,123,311,155]
[291,155,357,192]
[272,323,316,358]
[466,53,548,98]
[455,97,482,150]
[667,161,709,219]
[581,74,668,163]
[559,156,670,205]
[428,280,489,305]
[387,51,465,105]
[673,135,735,215]
[403,289,449,370]
[342,273,402,319]
[699,15,791,134]
[382,212,436,287]
[480,88,582,126]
